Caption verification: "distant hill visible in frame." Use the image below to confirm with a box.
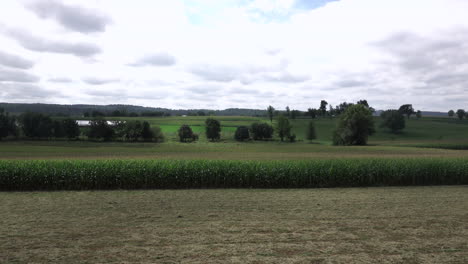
[0,103,267,117]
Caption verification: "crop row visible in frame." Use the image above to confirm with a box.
[1,159,467,191]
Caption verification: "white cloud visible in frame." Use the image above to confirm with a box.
[0,0,467,110]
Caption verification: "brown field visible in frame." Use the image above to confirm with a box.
[2,187,467,263]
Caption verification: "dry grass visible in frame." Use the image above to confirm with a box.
[1,187,467,263]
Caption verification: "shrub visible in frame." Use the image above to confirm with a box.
[332,104,375,146]
[234,126,250,141]
[250,122,273,140]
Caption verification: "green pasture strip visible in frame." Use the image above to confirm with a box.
[1,158,468,191]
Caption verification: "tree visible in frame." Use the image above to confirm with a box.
[205,118,221,141]
[291,110,300,120]
[285,106,290,118]
[448,110,455,117]
[234,126,250,141]
[319,100,328,116]
[306,121,317,142]
[332,104,375,146]
[86,119,115,141]
[380,110,405,133]
[307,108,317,119]
[20,112,54,139]
[416,110,422,119]
[250,122,274,140]
[0,108,17,140]
[151,125,165,142]
[53,120,66,138]
[62,118,80,140]
[267,106,275,123]
[398,104,415,119]
[456,109,466,120]
[178,125,194,142]
[124,121,143,141]
[275,115,292,142]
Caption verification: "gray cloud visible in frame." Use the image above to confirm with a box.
[0,67,40,83]
[48,77,73,83]
[129,53,177,67]
[184,84,223,95]
[5,28,101,57]
[0,83,57,99]
[25,0,111,33]
[0,51,34,69]
[82,77,119,85]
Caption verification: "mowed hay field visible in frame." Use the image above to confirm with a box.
[2,187,468,263]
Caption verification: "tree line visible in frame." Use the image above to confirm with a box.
[448,109,468,120]
[0,109,163,142]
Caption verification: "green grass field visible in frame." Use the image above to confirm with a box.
[2,187,467,263]
[1,116,468,160]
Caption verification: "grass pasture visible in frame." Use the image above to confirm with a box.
[2,187,467,263]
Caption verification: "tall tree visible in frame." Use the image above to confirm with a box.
[86,119,115,141]
[205,118,221,141]
[285,106,290,118]
[275,115,292,142]
[234,126,250,141]
[267,106,275,123]
[456,109,466,120]
[250,122,274,140]
[307,108,317,119]
[0,108,16,140]
[306,121,317,142]
[319,100,328,117]
[398,104,415,119]
[333,104,375,146]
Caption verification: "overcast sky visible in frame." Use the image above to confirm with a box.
[0,0,467,111]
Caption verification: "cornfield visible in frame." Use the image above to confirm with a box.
[1,159,467,191]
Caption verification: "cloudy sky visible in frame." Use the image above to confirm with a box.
[0,0,467,111]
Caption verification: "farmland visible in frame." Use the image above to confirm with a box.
[1,115,468,263]
[2,187,467,263]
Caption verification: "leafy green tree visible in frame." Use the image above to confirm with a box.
[234,126,250,141]
[124,121,143,141]
[53,120,66,138]
[306,121,317,141]
[398,104,415,119]
[86,119,115,141]
[416,110,422,119]
[380,110,405,133]
[307,108,317,119]
[151,125,165,143]
[0,108,17,140]
[332,104,375,146]
[205,118,221,141]
[448,110,455,117]
[285,106,290,118]
[275,115,292,142]
[250,122,274,140]
[319,100,328,116]
[178,124,194,142]
[456,109,466,120]
[62,118,80,140]
[20,112,54,139]
[267,106,275,123]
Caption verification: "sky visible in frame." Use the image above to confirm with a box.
[0,0,467,111]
